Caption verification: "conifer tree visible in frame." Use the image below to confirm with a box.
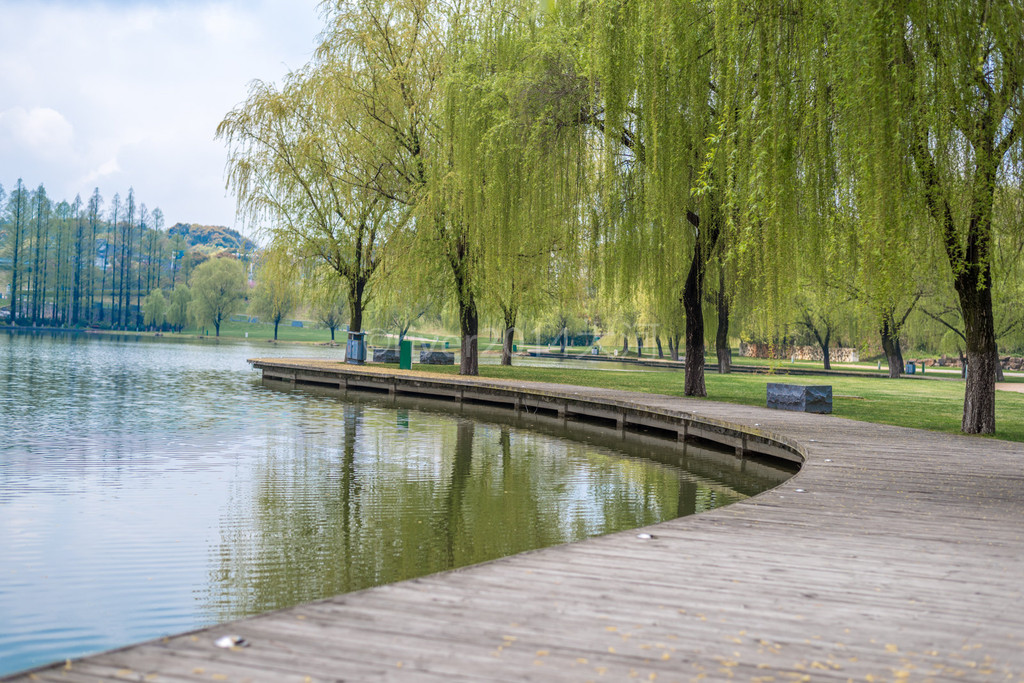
[86,189,103,323]
[7,180,28,321]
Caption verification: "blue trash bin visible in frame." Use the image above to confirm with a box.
[905,361,916,375]
[346,331,367,365]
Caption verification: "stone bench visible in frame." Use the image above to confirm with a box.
[372,348,401,363]
[420,351,455,365]
[766,383,832,414]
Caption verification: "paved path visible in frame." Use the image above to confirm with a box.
[8,363,1024,682]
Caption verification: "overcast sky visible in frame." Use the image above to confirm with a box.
[0,0,323,236]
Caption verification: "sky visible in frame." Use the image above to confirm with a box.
[0,0,324,236]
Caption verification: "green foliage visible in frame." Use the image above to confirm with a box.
[218,35,409,334]
[167,284,192,332]
[142,289,167,329]
[168,223,256,254]
[187,258,246,336]
[249,249,299,340]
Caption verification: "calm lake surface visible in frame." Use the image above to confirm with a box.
[0,331,792,677]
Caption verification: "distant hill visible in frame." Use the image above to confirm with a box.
[168,223,257,254]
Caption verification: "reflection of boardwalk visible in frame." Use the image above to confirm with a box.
[10,361,1024,682]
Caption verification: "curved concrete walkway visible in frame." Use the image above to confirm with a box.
[8,364,1024,682]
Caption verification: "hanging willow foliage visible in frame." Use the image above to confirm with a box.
[437,0,591,366]
[587,0,728,394]
[716,0,1024,433]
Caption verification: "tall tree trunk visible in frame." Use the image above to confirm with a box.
[123,219,135,329]
[880,315,903,378]
[87,199,98,324]
[636,336,643,358]
[621,336,629,355]
[30,192,46,325]
[135,237,144,328]
[559,325,567,354]
[459,296,479,376]
[655,335,664,359]
[155,243,163,292]
[682,257,706,395]
[9,182,25,322]
[501,325,515,365]
[53,219,64,325]
[682,209,720,397]
[39,211,52,324]
[145,233,156,309]
[716,263,731,374]
[72,211,84,326]
[347,277,366,333]
[958,272,997,433]
[500,305,516,366]
[109,225,119,327]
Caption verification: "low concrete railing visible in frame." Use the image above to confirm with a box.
[249,360,805,466]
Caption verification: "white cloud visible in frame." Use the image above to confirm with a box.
[80,158,122,186]
[0,107,75,159]
[0,0,322,229]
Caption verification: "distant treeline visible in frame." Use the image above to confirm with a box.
[0,179,254,329]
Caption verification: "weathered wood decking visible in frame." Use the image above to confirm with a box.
[9,360,1024,682]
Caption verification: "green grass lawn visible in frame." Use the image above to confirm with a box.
[182,321,465,347]
[180,320,341,343]
[419,363,1024,443]
[89,322,1024,441]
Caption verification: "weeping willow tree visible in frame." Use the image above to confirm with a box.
[841,0,1024,434]
[719,0,1023,434]
[450,0,588,366]
[218,58,406,335]
[250,245,300,341]
[311,0,496,372]
[588,0,726,396]
[317,0,584,374]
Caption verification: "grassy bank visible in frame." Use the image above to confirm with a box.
[417,363,1024,443]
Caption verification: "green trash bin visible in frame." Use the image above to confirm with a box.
[399,339,412,370]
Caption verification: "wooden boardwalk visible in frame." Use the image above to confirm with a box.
[9,360,1024,682]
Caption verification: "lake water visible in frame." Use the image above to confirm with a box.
[0,331,792,677]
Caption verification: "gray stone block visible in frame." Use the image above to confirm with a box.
[372,348,401,363]
[420,351,455,365]
[767,383,832,414]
